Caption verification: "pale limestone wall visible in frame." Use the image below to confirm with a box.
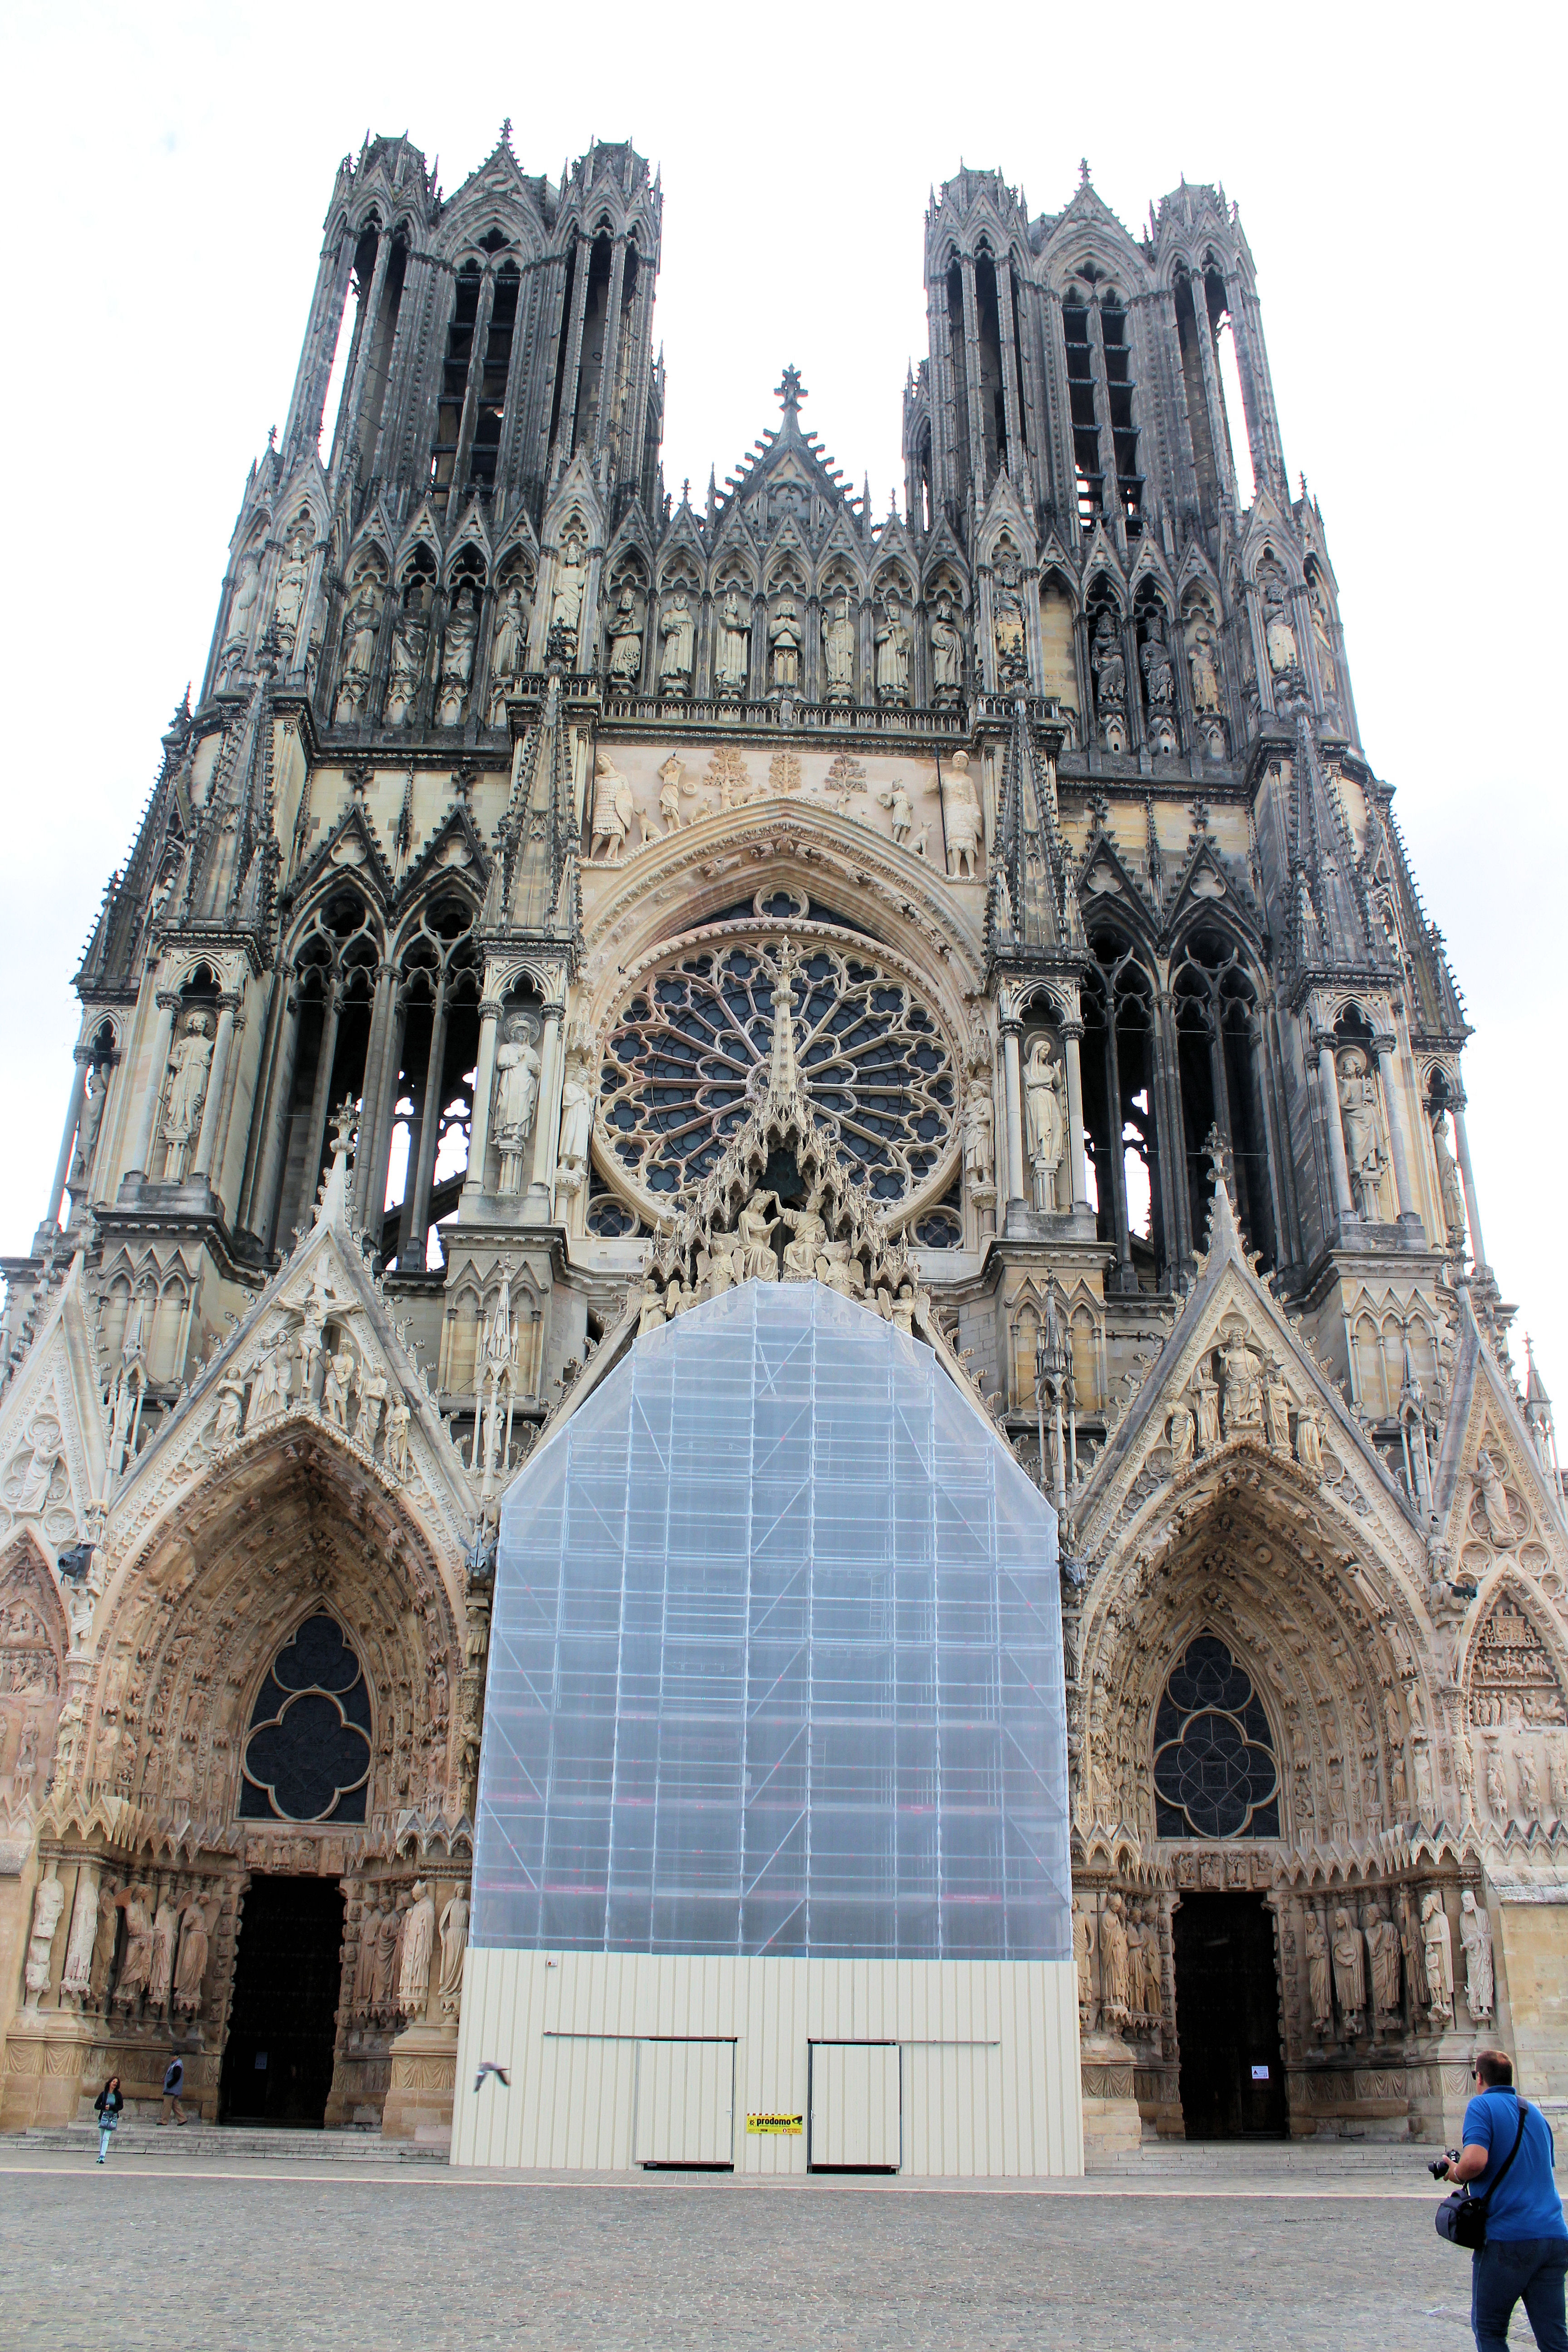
[1497,1901,1568,2099]
[452,1950,1082,2177]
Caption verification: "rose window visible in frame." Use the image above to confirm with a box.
[240,1612,373,1825]
[1152,1632,1278,1841]
[598,933,958,1211]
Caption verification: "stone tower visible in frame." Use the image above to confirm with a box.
[0,132,1562,2154]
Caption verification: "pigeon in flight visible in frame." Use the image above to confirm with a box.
[473,2061,511,2092]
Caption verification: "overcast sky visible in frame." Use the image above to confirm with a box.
[3,1,1561,1394]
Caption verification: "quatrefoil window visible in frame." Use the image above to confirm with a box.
[598,933,957,1210]
[1152,1632,1279,1841]
[240,1611,373,1824]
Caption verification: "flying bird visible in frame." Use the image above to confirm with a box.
[473,2061,511,2092]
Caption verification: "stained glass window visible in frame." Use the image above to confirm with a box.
[240,1611,373,1824]
[1152,1632,1278,1840]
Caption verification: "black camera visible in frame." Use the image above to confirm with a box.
[1428,2150,1460,2179]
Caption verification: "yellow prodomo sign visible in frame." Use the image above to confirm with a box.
[746,2112,804,2134]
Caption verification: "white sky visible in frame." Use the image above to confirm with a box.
[3,1,1562,1395]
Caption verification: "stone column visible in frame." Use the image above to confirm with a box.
[403,975,449,1266]
[352,963,401,1227]
[1062,1022,1091,1211]
[190,995,239,1186]
[462,999,503,1205]
[122,991,179,1188]
[1001,1020,1027,1214]
[44,1059,88,1230]
[1451,1098,1490,1272]
[1373,1031,1421,1228]
[527,1004,566,1207]
[1315,1034,1356,1228]
[299,981,343,1218]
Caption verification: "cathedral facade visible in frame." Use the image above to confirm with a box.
[0,126,1563,2156]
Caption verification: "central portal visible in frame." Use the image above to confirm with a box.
[219,1874,346,2127]
[1172,1891,1287,2139]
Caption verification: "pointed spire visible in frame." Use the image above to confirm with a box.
[314,1099,358,1231]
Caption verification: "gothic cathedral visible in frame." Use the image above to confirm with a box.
[0,128,1563,2153]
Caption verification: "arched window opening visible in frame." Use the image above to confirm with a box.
[320,225,377,467]
[917,426,933,533]
[1152,1633,1279,1841]
[548,240,578,448]
[605,247,640,452]
[380,897,482,1273]
[1175,269,1224,528]
[468,259,519,496]
[974,252,1007,484]
[1080,931,1161,1294]
[1206,264,1255,508]
[1172,929,1275,1272]
[240,1612,372,1825]
[1039,572,1078,722]
[272,893,380,1249]
[1099,295,1142,531]
[356,233,407,476]
[1063,293,1102,526]
[945,261,970,506]
[430,261,483,498]
[570,233,614,456]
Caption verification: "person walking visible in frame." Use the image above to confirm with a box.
[93,2076,123,2163]
[1441,2047,1568,2349]
[158,2054,188,2127]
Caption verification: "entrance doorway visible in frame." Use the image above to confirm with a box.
[1172,1891,1287,2139]
[219,1875,346,2127]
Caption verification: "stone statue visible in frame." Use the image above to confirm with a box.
[1091,609,1127,729]
[768,594,803,690]
[992,567,1027,688]
[323,1343,356,1429]
[605,580,644,687]
[385,1399,412,1481]
[371,1898,402,2014]
[549,532,585,647]
[659,592,694,692]
[588,750,637,863]
[930,592,963,701]
[335,578,382,720]
[1460,1891,1494,2020]
[1365,1906,1401,2025]
[60,1870,100,2002]
[437,591,478,727]
[962,1077,995,1196]
[1431,1112,1467,1248]
[1264,1359,1293,1455]
[173,1896,213,2015]
[1549,1746,1568,1823]
[779,1196,828,1282]
[1330,1906,1365,2034]
[245,1335,293,1431]
[438,1889,469,2018]
[1219,1323,1263,1435]
[1294,1397,1324,1475]
[1074,1901,1095,2027]
[397,1880,436,2017]
[1309,578,1338,703]
[941,750,984,880]
[352,1904,381,2014]
[148,1893,179,2008]
[1484,1744,1507,1818]
[713,589,750,696]
[1139,611,1174,707]
[113,1884,154,2008]
[356,1361,388,1456]
[488,576,532,720]
[1098,1893,1129,2020]
[89,1884,120,2004]
[1261,569,1298,676]
[217,549,261,687]
[1186,615,1221,711]
[22,1872,65,2001]
[210,1367,246,1451]
[271,522,311,658]
[656,755,686,836]
[877,779,914,845]
[822,590,856,701]
[162,1013,214,1179]
[1023,1037,1066,1212]
[1192,1362,1221,1454]
[493,1016,542,1195]
[554,1052,593,1196]
[1336,1049,1387,1220]
[1517,1747,1541,1817]
[1421,1892,1454,2020]
[1168,1401,1196,1469]
[874,590,911,705]
[1474,1448,1516,1548]
[736,1193,780,1283]
[384,607,428,727]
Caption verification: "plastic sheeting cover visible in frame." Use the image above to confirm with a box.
[474,1280,1070,1960]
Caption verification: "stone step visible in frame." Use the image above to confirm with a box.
[8,2122,448,2164]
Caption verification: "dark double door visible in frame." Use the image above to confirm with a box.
[1172,1892,1288,2139]
[219,1875,345,2127]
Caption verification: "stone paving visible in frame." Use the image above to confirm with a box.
[0,2142,1497,2352]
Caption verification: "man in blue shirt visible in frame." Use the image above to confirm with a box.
[1442,2048,1567,2350]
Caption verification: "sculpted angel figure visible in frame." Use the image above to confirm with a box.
[1473,1448,1516,1548]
